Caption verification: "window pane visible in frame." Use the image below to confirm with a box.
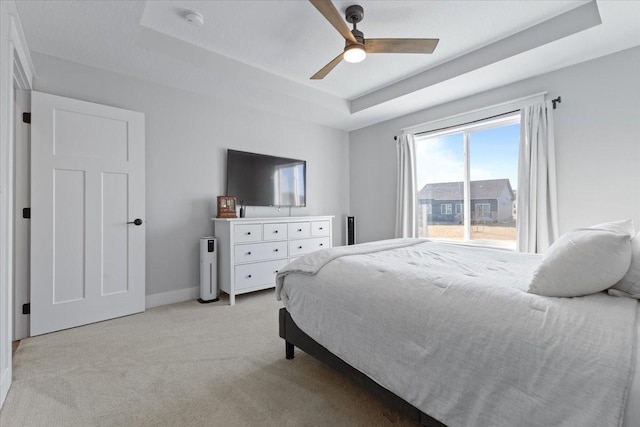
[416,133,464,240]
[468,123,519,242]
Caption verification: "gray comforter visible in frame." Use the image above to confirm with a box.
[276,239,639,427]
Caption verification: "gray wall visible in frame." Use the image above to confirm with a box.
[350,46,640,244]
[32,53,350,297]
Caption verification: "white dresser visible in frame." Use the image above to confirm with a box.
[212,216,334,305]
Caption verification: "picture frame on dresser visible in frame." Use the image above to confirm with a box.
[212,216,334,305]
[216,195,237,218]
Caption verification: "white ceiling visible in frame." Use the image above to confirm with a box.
[140,0,585,99]
[13,0,640,131]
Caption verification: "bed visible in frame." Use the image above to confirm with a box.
[276,238,640,427]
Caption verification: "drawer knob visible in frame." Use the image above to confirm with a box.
[247,274,252,278]
[298,246,302,249]
[246,232,251,235]
[319,243,323,247]
[297,229,302,232]
[319,227,323,230]
[275,270,279,273]
[274,249,279,252]
[247,252,252,255]
[274,230,278,233]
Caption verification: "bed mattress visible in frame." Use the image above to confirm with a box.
[277,239,639,427]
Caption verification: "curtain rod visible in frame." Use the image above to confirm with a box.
[394,109,518,140]
[413,109,519,137]
[393,95,562,141]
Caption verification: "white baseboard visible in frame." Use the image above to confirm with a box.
[145,286,199,309]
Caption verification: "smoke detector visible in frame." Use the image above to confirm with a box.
[185,11,204,28]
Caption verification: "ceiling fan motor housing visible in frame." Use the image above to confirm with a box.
[348,28,365,46]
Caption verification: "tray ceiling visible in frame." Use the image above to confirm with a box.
[14,0,640,130]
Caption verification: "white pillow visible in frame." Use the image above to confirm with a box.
[610,231,640,298]
[528,228,632,297]
[590,219,635,237]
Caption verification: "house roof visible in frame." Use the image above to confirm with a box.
[418,179,514,201]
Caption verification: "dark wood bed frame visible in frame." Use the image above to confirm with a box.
[279,307,446,426]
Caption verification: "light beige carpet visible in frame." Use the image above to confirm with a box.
[0,290,417,427]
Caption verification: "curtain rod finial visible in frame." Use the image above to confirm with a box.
[394,136,398,141]
[552,96,562,109]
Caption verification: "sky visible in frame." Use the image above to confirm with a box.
[415,123,520,191]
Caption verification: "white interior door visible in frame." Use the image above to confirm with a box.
[30,91,145,336]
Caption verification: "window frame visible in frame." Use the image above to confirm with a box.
[474,203,491,222]
[415,114,520,249]
[475,203,491,214]
[441,204,452,215]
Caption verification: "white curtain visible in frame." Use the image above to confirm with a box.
[517,100,559,253]
[395,133,417,238]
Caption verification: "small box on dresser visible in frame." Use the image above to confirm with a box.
[212,216,334,305]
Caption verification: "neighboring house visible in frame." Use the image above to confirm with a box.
[418,179,515,224]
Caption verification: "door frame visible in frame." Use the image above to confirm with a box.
[0,0,34,409]
[13,88,30,340]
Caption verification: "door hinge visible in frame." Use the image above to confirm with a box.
[23,207,31,218]
[22,112,31,124]
[22,303,30,315]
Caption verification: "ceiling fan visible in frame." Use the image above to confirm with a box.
[309,0,439,79]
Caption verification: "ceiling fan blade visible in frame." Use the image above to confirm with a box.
[310,52,344,80]
[309,0,357,44]
[365,38,439,54]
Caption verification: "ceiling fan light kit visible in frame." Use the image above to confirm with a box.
[343,43,366,63]
[308,0,439,79]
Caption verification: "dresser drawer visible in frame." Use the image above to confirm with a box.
[288,222,311,239]
[234,224,262,243]
[235,259,289,291]
[289,237,330,257]
[311,220,330,237]
[263,223,287,241]
[234,241,287,264]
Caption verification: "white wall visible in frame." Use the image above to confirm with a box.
[31,53,349,298]
[350,46,640,244]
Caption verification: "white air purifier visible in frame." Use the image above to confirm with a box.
[198,237,219,303]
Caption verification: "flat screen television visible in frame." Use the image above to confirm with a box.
[226,149,306,207]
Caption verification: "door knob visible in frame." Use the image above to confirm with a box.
[127,218,143,226]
